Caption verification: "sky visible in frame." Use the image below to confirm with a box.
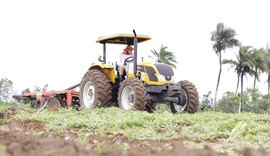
[0,0,270,100]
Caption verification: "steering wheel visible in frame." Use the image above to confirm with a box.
[124,56,134,64]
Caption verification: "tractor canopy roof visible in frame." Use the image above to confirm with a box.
[96,34,151,45]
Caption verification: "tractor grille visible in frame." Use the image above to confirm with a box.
[155,63,174,81]
[145,66,158,82]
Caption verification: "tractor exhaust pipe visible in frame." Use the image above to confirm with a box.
[133,29,137,76]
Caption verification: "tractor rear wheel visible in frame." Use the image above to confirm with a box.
[170,80,199,113]
[118,77,147,110]
[79,69,112,109]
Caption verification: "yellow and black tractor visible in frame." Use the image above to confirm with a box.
[79,30,199,113]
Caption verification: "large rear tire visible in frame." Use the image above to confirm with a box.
[79,69,112,109]
[171,80,199,113]
[118,77,147,110]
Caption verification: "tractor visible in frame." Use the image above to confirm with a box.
[79,30,199,113]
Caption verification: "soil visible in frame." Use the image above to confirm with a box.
[0,107,268,156]
[0,107,19,120]
[0,130,218,156]
[0,129,268,156]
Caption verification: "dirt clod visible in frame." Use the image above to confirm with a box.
[8,120,44,131]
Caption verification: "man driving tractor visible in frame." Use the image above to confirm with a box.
[79,31,199,113]
[118,44,134,81]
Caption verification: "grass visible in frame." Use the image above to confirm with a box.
[0,102,15,111]
[1,102,270,155]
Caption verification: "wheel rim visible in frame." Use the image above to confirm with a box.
[83,81,95,108]
[121,86,135,110]
[173,89,188,112]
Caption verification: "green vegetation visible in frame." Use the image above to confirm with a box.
[0,102,14,111]
[216,89,270,114]
[209,23,270,113]
[222,46,256,112]
[148,45,178,68]
[4,103,268,155]
[0,144,6,152]
[0,78,13,102]
[265,43,270,95]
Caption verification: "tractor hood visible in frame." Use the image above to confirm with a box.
[137,62,174,84]
[154,63,174,80]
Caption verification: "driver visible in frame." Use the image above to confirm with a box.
[119,44,134,81]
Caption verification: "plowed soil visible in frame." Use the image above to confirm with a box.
[0,107,268,156]
[0,130,267,156]
[0,130,218,156]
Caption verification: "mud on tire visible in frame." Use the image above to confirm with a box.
[118,77,147,110]
[79,69,112,109]
[171,80,199,113]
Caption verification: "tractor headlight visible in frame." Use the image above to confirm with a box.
[171,75,175,82]
[157,74,166,82]
[141,73,146,81]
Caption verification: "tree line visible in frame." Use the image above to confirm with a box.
[210,23,270,113]
[148,23,270,113]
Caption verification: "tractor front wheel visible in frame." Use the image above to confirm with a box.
[118,77,147,110]
[170,80,199,113]
[79,69,112,109]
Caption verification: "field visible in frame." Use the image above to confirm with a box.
[0,102,269,156]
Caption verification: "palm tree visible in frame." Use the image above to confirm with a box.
[265,43,270,96]
[149,45,178,68]
[250,48,267,92]
[222,46,254,112]
[211,23,240,106]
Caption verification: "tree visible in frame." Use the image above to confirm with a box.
[216,91,239,113]
[21,88,31,95]
[216,89,270,113]
[210,23,240,106]
[222,46,254,112]
[265,43,270,96]
[200,91,214,110]
[149,45,178,68]
[250,48,267,92]
[34,83,48,93]
[0,78,14,102]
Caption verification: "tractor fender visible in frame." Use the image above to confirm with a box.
[89,64,116,83]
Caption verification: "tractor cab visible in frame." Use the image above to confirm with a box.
[96,33,151,79]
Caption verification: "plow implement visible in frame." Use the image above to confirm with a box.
[13,83,80,111]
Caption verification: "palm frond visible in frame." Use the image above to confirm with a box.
[150,45,178,68]
[211,23,240,54]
